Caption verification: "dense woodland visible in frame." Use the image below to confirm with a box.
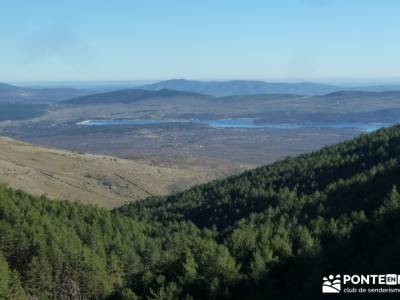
[1,125,400,299]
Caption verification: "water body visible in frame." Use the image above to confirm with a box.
[76,118,394,133]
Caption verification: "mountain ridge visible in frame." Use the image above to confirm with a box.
[0,82,92,104]
[139,79,341,96]
[61,88,211,105]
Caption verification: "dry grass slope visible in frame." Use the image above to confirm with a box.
[0,136,249,208]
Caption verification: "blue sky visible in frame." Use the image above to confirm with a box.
[1,0,399,82]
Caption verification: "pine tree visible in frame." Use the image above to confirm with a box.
[0,252,11,299]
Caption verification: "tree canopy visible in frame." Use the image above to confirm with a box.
[1,125,400,299]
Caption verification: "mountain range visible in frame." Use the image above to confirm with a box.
[139,79,341,97]
[139,79,400,97]
[2,80,400,104]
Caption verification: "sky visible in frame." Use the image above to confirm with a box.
[1,0,400,82]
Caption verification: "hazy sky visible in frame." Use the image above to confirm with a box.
[1,0,399,82]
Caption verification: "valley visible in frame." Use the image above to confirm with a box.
[1,82,400,207]
[2,123,400,299]
[1,86,399,165]
[2,1,399,298]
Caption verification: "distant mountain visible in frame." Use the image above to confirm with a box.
[140,79,400,97]
[0,82,93,104]
[322,90,400,98]
[62,88,210,105]
[139,79,342,96]
[352,85,400,92]
[0,82,21,92]
[215,93,304,102]
[4,81,400,104]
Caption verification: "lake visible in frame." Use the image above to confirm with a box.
[76,118,394,132]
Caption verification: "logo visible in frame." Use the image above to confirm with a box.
[322,275,341,293]
[322,274,400,294]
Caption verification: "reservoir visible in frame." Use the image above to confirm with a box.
[76,118,394,133]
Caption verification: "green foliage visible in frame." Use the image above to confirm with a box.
[1,125,400,299]
[0,252,11,299]
[0,252,26,300]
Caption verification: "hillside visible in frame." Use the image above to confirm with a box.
[0,136,243,208]
[351,84,400,92]
[139,79,341,97]
[321,90,400,98]
[0,82,92,104]
[141,79,400,97]
[0,103,49,122]
[62,88,210,105]
[0,82,21,92]
[1,125,400,299]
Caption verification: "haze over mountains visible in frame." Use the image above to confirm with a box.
[139,79,400,97]
[56,87,400,126]
[2,81,400,166]
[2,80,400,104]
[140,79,340,96]
[0,82,92,104]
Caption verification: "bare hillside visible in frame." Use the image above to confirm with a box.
[0,136,248,208]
